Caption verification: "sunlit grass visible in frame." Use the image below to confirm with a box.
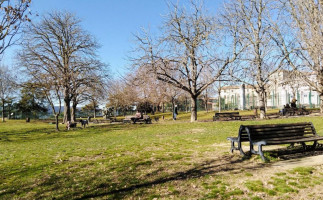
[0,113,323,199]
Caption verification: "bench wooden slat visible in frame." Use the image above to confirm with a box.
[250,125,311,131]
[252,133,308,140]
[257,136,323,145]
[244,122,311,129]
[254,135,317,141]
[250,131,309,138]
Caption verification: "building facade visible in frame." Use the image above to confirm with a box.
[220,71,321,110]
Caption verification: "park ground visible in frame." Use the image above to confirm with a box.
[1,111,323,199]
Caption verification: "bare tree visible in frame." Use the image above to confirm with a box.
[70,60,108,122]
[277,0,323,113]
[19,11,103,123]
[106,78,137,117]
[134,1,242,122]
[0,66,16,122]
[0,0,31,59]
[130,65,173,114]
[224,0,288,119]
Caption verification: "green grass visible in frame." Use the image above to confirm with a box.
[0,113,323,199]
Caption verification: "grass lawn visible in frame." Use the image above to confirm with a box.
[1,112,323,199]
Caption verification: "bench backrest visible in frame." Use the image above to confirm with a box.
[215,112,240,117]
[238,125,250,142]
[124,116,133,120]
[142,115,150,120]
[241,122,316,141]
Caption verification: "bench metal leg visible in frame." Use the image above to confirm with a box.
[250,144,266,161]
[312,141,318,150]
[238,141,246,156]
[258,145,266,161]
[302,141,317,151]
[229,140,246,156]
[230,141,235,153]
[250,144,256,155]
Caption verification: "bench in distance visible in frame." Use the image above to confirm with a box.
[213,112,242,121]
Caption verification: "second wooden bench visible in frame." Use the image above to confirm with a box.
[213,112,242,121]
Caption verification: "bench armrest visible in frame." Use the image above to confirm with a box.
[227,137,239,142]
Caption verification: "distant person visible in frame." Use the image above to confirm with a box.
[280,105,286,115]
[173,105,178,120]
[285,103,290,108]
[131,110,142,123]
[291,99,297,108]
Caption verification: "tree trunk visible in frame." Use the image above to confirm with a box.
[63,98,71,123]
[204,98,208,112]
[191,96,198,122]
[172,98,175,119]
[8,103,11,120]
[185,97,189,113]
[1,99,5,122]
[320,93,323,114]
[258,90,266,119]
[71,101,77,123]
[162,102,165,113]
[93,102,96,118]
[218,95,221,113]
[55,114,59,131]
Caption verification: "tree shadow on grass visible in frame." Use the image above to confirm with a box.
[73,144,322,199]
[0,123,134,142]
[73,154,266,199]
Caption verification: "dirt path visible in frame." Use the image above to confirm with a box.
[272,154,323,170]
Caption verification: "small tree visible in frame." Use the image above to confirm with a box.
[17,83,48,118]
[82,101,99,118]
[0,66,17,122]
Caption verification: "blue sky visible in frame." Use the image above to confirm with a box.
[2,0,222,76]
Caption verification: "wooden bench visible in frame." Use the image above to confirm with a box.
[123,116,132,123]
[123,115,152,124]
[213,112,241,121]
[92,119,111,124]
[282,108,310,116]
[138,115,152,124]
[227,122,323,161]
